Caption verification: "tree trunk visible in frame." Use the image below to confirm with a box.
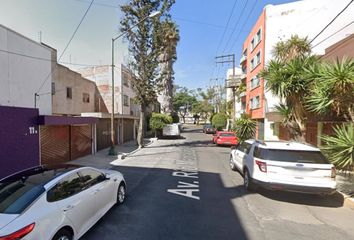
[137,102,146,148]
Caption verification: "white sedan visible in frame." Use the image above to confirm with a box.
[0,165,126,240]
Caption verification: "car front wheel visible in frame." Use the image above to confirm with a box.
[117,183,126,205]
[52,228,73,240]
[229,156,236,171]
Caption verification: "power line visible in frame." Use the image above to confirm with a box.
[320,33,354,58]
[310,0,354,44]
[214,0,239,55]
[36,0,95,94]
[220,0,249,55]
[73,0,119,8]
[312,20,354,48]
[0,48,106,67]
[228,0,259,53]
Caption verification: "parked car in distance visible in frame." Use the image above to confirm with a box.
[213,131,238,146]
[0,164,126,240]
[203,124,216,134]
[229,140,336,195]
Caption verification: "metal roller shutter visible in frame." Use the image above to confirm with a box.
[40,126,70,164]
[71,125,92,160]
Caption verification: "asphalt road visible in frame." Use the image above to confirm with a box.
[81,125,354,240]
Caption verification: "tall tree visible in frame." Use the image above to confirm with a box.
[261,35,316,142]
[158,20,179,114]
[173,87,197,123]
[120,0,175,147]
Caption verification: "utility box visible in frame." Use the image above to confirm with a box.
[163,123,181,137]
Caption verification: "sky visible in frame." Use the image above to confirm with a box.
[0,0,299,90]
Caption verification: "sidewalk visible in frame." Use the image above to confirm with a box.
[69,138,155,169]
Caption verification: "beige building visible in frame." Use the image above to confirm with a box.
[52,64,96,115]
[78,64,139,149]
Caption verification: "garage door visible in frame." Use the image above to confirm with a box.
[71,125,92,160]
[40,126,70,164]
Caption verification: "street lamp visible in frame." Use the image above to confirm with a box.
[109,11,161,155]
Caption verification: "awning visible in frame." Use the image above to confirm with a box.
[37,115,98,126]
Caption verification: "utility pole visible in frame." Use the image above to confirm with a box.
[209,78,223,113]
[215,54,237,124]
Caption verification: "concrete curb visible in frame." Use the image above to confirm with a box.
[111,138,157,165]
[341,192,354,210]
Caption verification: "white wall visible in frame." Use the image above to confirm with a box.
[0,25,52,115]
[262,0,354,139]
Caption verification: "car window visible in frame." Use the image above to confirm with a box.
[0,181,45,214]
[237,142,252,153]
[220,133,235,137]
[253,146,261,158]
[259,149,330,164]
[47,172,83,202]
[79,169,105,189]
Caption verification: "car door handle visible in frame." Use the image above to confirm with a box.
[62,205,74,212]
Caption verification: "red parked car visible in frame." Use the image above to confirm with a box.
[213,131,238,146]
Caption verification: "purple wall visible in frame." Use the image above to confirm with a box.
[0,106,40,179]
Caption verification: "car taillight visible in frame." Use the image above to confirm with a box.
[331,166,336,178]
[0,223,35,240]
[255,160,267,173]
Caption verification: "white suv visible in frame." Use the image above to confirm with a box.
[230,140,337,195]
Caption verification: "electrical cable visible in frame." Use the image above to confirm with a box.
[0,48,106,67]
[228,0,258,53]
[220,0,249,55]
[214,0,239,55]
[310,0,354,44]
[312,20,354,48]
[36,0,95,94]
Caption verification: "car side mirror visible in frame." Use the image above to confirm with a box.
[104,174,110,181]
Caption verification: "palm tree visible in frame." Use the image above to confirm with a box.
[158,20,179,114]
[261,56,318,142]
[272,35,311,62]
[306,58,354,122]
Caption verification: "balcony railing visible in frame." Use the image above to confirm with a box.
[240,54,247,64]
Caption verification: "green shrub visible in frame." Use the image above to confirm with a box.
[321,124,354,171]
[232,116,256,142]
[149,113,173,137]
[170,112,180,123]
[212,113,227,130]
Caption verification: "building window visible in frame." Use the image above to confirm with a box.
[251,39,255,50]
[251,75,260,89]
[66,87,72,99]
[123,95,129,106]
[250,96,260,109]
[250,59,255,70]
[123,72,129,87]
[83,93,90,103]
[256,29,262,44]
[256,51,261,65]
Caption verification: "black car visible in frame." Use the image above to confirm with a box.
[203,124,216,134]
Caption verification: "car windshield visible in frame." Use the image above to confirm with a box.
[204,124,212,128]
[259,149,330,164]
[220,133,234,137]
[0,180,45,214]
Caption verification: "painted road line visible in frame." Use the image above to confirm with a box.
[167,147,200,200]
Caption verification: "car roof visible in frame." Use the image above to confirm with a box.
[0,164,81,186]
[248,140,320,151]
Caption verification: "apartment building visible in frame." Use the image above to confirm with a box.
[238,0,354,140]
[78,65,139,150]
